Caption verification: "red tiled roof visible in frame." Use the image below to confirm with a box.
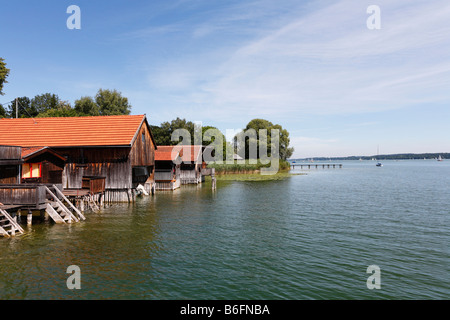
[154,145,202,163]
[21,147,46,158]
[0,115,147,147]
[181,145,202,163]
[21,146,66,161]
[155,146,183,161]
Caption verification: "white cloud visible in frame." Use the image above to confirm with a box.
[134,0,450,123]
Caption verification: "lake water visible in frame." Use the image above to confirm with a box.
[0,160,449,299]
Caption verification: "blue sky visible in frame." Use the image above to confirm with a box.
[1,0,449,158]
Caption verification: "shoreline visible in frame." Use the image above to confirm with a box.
[208,170,304,182]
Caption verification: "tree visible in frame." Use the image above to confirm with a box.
[156,117,195,145]
[235,118,294,161]
[7,96,32,118]
[0,57,10,96]
[74,96,99,116]
[31,93,60,115]
[95,89,131,115]
[271,124,294,160]
[0,104,6,118]
[202,125,232,161]
[37,100,78,117]
[150,119,231,160]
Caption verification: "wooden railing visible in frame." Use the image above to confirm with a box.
[0,184,62,208]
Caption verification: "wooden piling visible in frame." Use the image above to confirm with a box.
[27,212,32,225]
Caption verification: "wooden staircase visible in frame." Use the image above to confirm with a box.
[44,185,86,224]
[0,209,24,237]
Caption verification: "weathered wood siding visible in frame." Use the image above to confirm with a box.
[130,122,155,167]
[22,153,65,184]
[0,146,21,184]
[0,166,20,184]
[37,120,155,191]
[0,146,21,160]
[82,176,106,194]
[129,122,156,187]
[0,185,47,206]
[56,147,132,190]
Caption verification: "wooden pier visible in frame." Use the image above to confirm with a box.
[291,163,343,169]
[0,183,91,237]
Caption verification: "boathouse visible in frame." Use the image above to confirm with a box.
[154,146,182,190]
[179,145,204,184]
[0,115,156,202]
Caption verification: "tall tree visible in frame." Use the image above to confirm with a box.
[31,93,60,115]
[0,104,6,118]
[202,125,232,161]
[157,117,195,145]
[95,89,131,115]
[235,118,294,160]
[7,96,32,118]
[37,100,78,117]
[74,96,99,116]
[0,57,10,96]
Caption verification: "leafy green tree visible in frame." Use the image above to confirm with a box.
[31,93,60,115]
[235,118,294,160]
[151,119,231,160]
[0,58,10,96]
[0,104,6,118]
[157,117,195,145]
[271,124,294,160]
[37,100,78,117]
[202,125,232,161]
[150,125,170,146]
[74,96,99,116]
[95,89,131,115]
[7,96,32,118]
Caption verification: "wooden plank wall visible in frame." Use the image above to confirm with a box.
[0,185,46,206]
[0,166,19,184]
[23,153,65,184]
[130,122,155,167]
[0,146,21,160]
[57,147,132,190]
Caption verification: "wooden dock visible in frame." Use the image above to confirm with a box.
[291,163,343,169]
[0,183,89,236]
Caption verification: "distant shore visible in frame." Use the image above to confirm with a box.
[291,152,449,161]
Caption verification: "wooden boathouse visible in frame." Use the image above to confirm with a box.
[0,115,157,203]
[179,145,204,184]
[154,146,181,190]
[0,145,85,236]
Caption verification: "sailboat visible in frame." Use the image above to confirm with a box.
[437,155,443,161]
[376,145,383,167]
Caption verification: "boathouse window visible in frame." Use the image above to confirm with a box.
[142,133,146,144]
[22,163,42,179]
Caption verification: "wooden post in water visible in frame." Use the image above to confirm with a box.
[27,210,32,225]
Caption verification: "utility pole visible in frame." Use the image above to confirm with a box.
[15,98,18,118]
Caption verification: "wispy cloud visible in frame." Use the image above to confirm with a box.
[133,0,450,124]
